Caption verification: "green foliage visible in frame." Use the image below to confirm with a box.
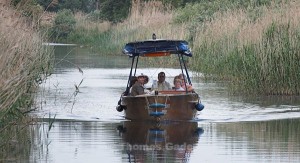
[87,10,102,21]
[99,0,131,23]
[11,0,44,25]
[174,2,218,24]
[52,9,76,39]
[0,120,32,160]
[80,0,98,13]
[37,0,98,12]
[192,22,300,95]
[58,0,82,11]
[0,95,31,126]
[173,0,274,24]
[36,0,131,23]
[158,0,199,8]
[11,0,22,6]
[68,28,123,54]
[76,0,131,23]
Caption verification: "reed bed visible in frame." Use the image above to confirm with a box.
[0,4,53,125]
[69,0,187,56]
[0,118,32,161]
[68,0,188,67]
[191,1,300,95]
[69,0,299,95]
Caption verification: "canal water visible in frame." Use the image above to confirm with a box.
[13,46,300,162]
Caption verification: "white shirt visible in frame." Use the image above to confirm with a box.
[151,80,172,91]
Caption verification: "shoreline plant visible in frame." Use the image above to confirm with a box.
[189,1,300,95]
[41,0,300,95]
[0,2,53,127]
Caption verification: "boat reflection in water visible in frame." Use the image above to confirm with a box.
[117,121,203,162]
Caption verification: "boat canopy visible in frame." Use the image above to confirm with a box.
[122,40,192,57]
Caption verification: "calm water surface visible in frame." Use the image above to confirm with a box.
[25,46,300,162]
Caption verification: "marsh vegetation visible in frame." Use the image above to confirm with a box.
[55,0,299,95]
[0,0,53,149]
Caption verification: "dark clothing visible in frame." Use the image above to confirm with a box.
[130,82,144,96]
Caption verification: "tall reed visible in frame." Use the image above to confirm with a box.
[69,0,187,55]
[191,1,300,95]
[0,118,32,161]
[0,3,53,125]
[68,0,299,94]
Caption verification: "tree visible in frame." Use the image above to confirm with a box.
[58,0,82,12]
[99,0,131,23]
[161,0,199,8]
[36,0,99,12]
[52,9,76,39]
[37,0,59,11]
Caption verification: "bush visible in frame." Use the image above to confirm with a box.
[99,0,131,23]
[173,0,273,24]
[87,10,102,22]
[52,9,76,39]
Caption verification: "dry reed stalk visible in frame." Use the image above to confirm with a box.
[194,1,300,50]
[116,0,185,41]
[0,3,52,114]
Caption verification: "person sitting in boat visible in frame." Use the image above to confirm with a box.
[178,73,194,92]
[151,72,172,91]
[126,76,138,95]
[131,73,147,96]
[173,78,184,91]
[143,75,151,94]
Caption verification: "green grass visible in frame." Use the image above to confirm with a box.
[67,28,124,55]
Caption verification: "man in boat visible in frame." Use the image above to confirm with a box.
[131,73,147,96]
[151,72,172,91]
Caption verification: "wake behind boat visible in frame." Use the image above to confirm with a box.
[116,35,204,122]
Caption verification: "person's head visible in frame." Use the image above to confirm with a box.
[178,73,186,85]
[174,79,182,89]
[178,73,185,80]
[137,73,146,84]
[158,72,166,83]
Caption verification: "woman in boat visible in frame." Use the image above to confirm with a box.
[178,73,194,92]
[131,73,147,96]
[173,78,184,91]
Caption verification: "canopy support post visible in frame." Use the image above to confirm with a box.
[124,56,136,95]
[134,56,139,76]
[181,55,192,85]
[178,54,188,93]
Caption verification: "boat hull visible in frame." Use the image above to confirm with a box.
[121,92,199,121]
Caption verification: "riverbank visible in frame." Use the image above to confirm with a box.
[53,0,299,95]
[190,1,300,95]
